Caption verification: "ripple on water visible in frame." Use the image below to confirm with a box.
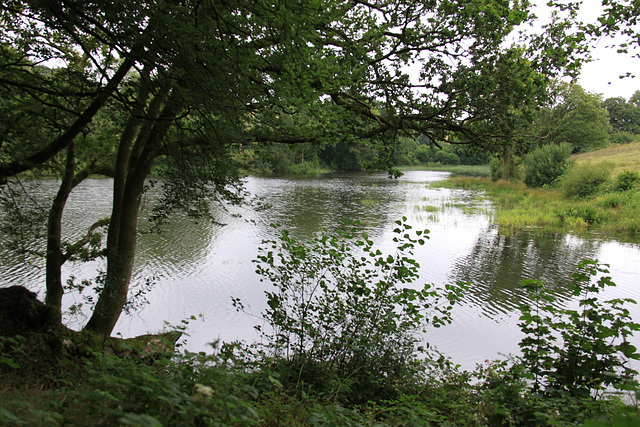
[4,173,640,372]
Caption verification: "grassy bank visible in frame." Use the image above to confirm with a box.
[399,164,490,176]
[431,144,640,240]
[573,142,640,175]
[435,177,640,239]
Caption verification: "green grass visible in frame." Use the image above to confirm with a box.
[414,204,440,212]
[435,177,640,240]
[398,164,490,176]
[572,142,640,177]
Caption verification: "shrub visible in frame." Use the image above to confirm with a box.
[615,169,640,191]
[610,131,637,145]
[489,157,503,181]
[432,150,460,165]
[518,260,639,398]
[523,143,572,188]
[560,162,613,198]
[490,156,522,181]
[246,219,467,404]
[413,145,432,164]
[595,192,627,209]
[562,204,608,225]
[476,260,640,426]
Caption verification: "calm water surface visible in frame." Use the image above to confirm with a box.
[2,171,640,370]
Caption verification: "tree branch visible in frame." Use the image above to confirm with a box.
[62,217,110,262]
[0,56,134,179]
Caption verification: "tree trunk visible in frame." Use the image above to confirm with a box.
[84,90,182,338]
[84,158,153,337]
[45,143,77,320]
[44,143,103,321]
[501,143,517,181]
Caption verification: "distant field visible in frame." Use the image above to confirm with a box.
[572,142,640,175]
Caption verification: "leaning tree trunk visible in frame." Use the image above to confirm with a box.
[83,139,160,337]
[45,143,77,320]
[44,142,108,322]
[84,90,181,338]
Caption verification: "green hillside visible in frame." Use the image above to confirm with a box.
[573,142,640,175]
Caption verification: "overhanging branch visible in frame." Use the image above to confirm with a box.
[62,217,110,262]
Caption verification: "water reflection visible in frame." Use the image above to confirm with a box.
[450,227,604,315]
[433,226,640,370]
[2,171,640,371]
[249,173,406,239]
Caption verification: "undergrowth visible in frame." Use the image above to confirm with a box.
[436,175,640,239]
[1,223,639,426]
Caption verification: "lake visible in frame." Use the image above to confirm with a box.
[2,170,640,371]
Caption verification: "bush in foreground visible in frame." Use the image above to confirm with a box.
[2,224,640,426]
[244,218,467,405]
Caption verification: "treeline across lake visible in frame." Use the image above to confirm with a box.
[230,81,640,177]
[233,135,489,176]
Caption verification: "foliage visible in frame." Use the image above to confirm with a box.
[414,145,433,164]
[432,150,461,165]
[616,170,640,191]
[0,181,48,254]
[0,332,478,426]
[490,156,522,182]
[485,81,612,182]
[604,94,640,136]
[523,142,573,188]
[246,218,467,404]
[0,0,587,336]
[489,157,504,181]
[472,260,640,426]
[611,131,638,145]
[239,136,487,173]
[561,162,614,198]
[535,83,612,153]
[518,260,640,399]
[319,140,378,172]
[246,143,322,175]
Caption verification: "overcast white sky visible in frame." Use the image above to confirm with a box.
[535,1,640,100]
[579,40,640,99]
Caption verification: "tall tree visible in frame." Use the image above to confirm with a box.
[537,82,612,153]
[1,0,581,338]
[604,94,640,138]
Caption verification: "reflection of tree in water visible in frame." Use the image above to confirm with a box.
[135,208,219,279]
[449,225,603,316]
[260,174,403,241]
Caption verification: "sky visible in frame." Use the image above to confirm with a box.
[579,41,640,99]
[577,3,640,99]
[535,1,640,100]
